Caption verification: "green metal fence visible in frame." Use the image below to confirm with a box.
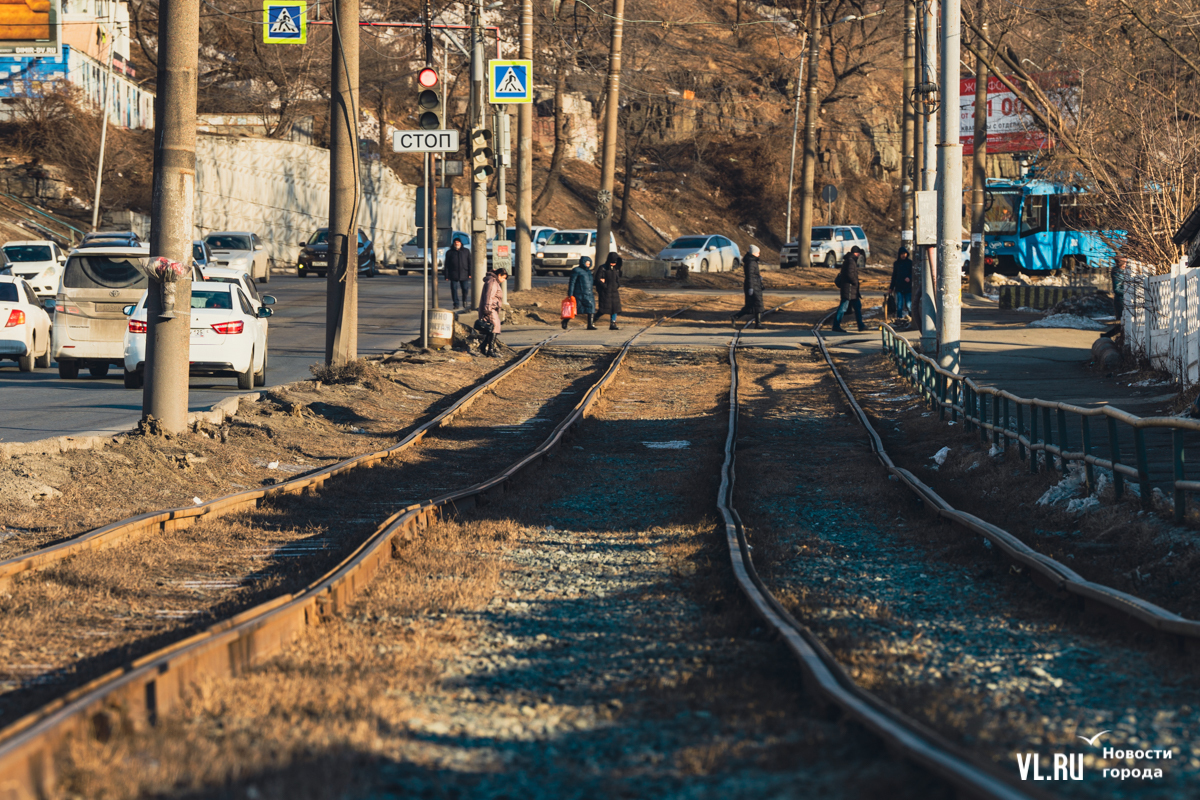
[880,323,1200,522]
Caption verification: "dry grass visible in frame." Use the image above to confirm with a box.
[308,358,386,386]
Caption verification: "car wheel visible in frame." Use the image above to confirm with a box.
[298,267,307,277]
[254,343,267,387]
[258,270,269,284]
[825,252,837,268]
[238,349,255,390]
[700,259,709,273]
[58,360,79,379]
[35,341,50,369]
[732,258,741,270]
[123,368,143,389]
[88,363,110,378]
[17,348,33,372]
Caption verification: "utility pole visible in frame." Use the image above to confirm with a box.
[900,0,915,250]
[594,0,625,267]
[325,0,359,365]
[469,0,487,308]
[937,0,963,371]
[90,0,116,232]
[142,0,198,434]
[968,0,988,298]
[918,0,938,352]
[783,39,808,247]
[797,0,820,268]
[515,0,533,291]
[495,107,507,240]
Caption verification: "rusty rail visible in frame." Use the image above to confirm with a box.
[821,323,1200,639]
[0,311,683,798]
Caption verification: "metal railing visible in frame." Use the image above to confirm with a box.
[880,324,1200,522]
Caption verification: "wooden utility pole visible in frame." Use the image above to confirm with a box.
[325,0,359,364]
[797,0,820,268]
[142,0,198,434]
[594,0,625,267]
[515,0,533,291]
[968,0,988,297]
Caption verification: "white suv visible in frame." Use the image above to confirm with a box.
[781,225,870,268]
[535,229,619,276]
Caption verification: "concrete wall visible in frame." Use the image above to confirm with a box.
[193,134,471,266]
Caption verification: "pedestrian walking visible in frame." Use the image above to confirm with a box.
[731,245,765,328]
[477,267,507,356]
[831,250,866,333]
[890,247,914,320]
[565,256,597,330]
[444,238,472,310]
[851,245,866,270]
[595,251,623,330]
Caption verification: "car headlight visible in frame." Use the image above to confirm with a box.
[536,252,544,258]
[566,252,580,259]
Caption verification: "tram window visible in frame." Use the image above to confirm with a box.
[1021,195,1047,237]
[984,192,1019,234]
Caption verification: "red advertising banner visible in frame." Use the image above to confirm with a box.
[959,72,1079,155]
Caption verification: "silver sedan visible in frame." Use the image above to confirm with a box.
[656,235,742,273]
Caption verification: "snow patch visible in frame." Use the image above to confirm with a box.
[1029,314,1109,331]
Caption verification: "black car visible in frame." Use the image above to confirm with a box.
[78,231,141,249]
[297,228,377,278]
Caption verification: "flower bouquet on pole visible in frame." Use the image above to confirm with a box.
[148,256,188,319]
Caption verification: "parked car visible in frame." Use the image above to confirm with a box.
[401,229,470,272]
[535,229,619,276]
[52,243,151,379]
[1,240,67,298]
[486,226,557,266]
[193,240,214,270]
[656,235,742,273]
[123,281,273,390]
[297,228,377,278]
[203,231,271,283]
[200,266,274,312]
[780,225,871,268]
[80,231,141,248]
[0,275,52,372]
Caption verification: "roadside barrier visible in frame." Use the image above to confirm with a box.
[881,323,1200,522]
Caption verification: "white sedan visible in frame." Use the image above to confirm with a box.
[203,231,271,283]
[123,282,273,390]
[2,240,67,297]
[656,235,742,273]
[200,266,275,312]
[0,275,52,371]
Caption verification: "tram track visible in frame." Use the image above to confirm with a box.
[0,312,684,796]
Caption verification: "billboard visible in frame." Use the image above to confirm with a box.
[959,72,1079,155]
[0,0,60,56]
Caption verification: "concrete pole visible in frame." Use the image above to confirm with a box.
[918,0,938,352]
[430,156,439,309]
[783,42,808,247]
[422,154,429,348]
[496,107,507,240]
[797,0,820,268]
[968,0,988,298]
[470,2,487,308]
[594,0,625,267]
[90,2,116,232]
[325,0,359,365]
[937,0,962,371]
[900,0,915,249]
[142,0,197,434]
[515,0,533,291]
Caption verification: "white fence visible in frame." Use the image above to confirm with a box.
[1123,257,1200,386]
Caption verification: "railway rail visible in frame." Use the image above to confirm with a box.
[0,312,681,797]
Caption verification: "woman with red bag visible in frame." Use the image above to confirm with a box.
[563,256,597,330]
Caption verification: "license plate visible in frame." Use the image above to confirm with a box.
[191,328,207,339]
[312,260,326,265]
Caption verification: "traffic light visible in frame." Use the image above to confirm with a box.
[417,67,441,130]
[470,127,494,181]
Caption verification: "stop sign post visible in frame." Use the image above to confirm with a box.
[821,184,838,224]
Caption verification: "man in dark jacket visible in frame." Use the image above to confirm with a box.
[444,238,471,310]
[731,245,765,329]
[890,247,914,320]
[832,251,866,333]
[595,251,623,330]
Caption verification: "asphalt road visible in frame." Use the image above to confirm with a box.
[0,273,564,444]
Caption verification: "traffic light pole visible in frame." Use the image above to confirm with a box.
[515,0,532,291]
[918,0,938,353]
[143,0,198,435]
[325,0,359,365]
[470,1,487,309]
[422,153,430,349]
[594,0,624,268]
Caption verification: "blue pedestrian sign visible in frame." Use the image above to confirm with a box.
[263,1,307,44]
[489,59,533,104]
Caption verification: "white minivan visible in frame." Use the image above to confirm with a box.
[534,229,619,276]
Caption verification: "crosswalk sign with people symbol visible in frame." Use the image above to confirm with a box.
[263,1,307,44]
[488,60,534,104]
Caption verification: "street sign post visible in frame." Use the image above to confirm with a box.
[821,183,838,224]
[263,1,307,44]
[392,129,460,153]
[488,59,533,104]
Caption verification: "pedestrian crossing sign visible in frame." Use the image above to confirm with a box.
[488,59,533,104]
[263,1,307,44]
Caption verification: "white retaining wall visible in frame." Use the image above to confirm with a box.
[194,135,470,266]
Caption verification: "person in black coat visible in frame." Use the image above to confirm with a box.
[595,251,623,330]
[890,247,914,319]
[444,238,471,310]
[731,245,765,329]
[831,251,865,333]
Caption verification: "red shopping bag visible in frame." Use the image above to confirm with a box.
[561,296,577,320]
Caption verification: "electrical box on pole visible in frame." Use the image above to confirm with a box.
[498,112,511,168]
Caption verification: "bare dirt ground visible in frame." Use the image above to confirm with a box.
[56,348,937,800]
[734,348,1200,796]
[0,350,613,725]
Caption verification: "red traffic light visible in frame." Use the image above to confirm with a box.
[418,67,438,88]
